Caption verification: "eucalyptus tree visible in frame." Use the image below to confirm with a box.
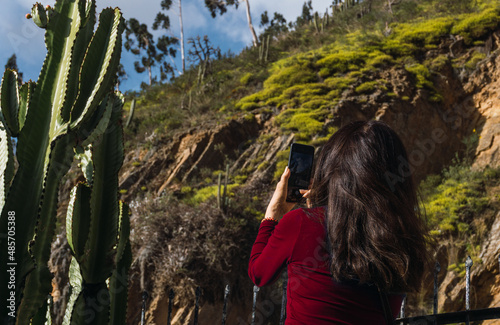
[153,0,184,75]
[204,0,259,47]
[260,11,288,39]
[124,18,156,85]
[296,0,313,26]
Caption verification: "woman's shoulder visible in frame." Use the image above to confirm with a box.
[283,206,325,221]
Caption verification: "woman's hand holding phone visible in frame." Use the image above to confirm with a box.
[264,167,311,222]
[264,166,296,221]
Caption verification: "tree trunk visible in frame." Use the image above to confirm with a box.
[179,0,185,73]
[148,66,152,86]
[243,0,259,47]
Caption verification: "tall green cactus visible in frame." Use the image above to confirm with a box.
[0,0,126,323]
[64,97,131,324]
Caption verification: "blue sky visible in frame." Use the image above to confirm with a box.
[0,0,333,92]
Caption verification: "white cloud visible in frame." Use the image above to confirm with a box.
[98,0,161,23]
[182,1,209,31]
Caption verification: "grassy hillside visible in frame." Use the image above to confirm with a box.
[124,0,499,142]
[123,0,499,185]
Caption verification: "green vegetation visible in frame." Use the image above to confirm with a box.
[185,184,239,206]
[465,51,487,70]
[240,72,254,85]
[422,174,489,234]
[355,81,379,94]
[427,55,450,71]
[405,64,433,89]
[420,164,499,274]
[366,51,394,68]
[420,132,500,274]
[390,17,454,51]
[451,7,500,44]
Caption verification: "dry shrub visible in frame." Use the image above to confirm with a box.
[129,190,262,306]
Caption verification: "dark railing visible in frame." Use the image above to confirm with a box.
[139,255,500,325]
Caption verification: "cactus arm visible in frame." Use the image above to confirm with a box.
[65,258,111,325]
[109,202,131,324]
[81,94,123,283]
[29,297,50,325]
[60,0,97,123]
[16,133,76,323]
[43,0,84,140]
[66,183,92,261]
[110,241,131,325]
[75,92,123,184]
[80,0,95,27]
[31,3,48,29]
[28,299,51,325]
[0,70,20,136]
[18,81,36,132]
[78,92,114,147]
[125,98,135,128]
[0,119,14,213]
[61,257,83,325]
[15,264,52,325]
[70,8,124,130]
[115,201,130,263]
[71,283,110,325]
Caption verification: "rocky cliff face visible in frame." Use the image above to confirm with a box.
[119,118,261,198]
[435,30,500,323]
[469,32,500,170]
[119,33,500,202]
[121,29,500,324]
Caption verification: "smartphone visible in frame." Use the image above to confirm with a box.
[286,143,315,203]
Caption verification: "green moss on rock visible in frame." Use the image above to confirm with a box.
[405,63,433,89]
[465,51,486,70]
[316,50,367,77]
[451,7,500,44]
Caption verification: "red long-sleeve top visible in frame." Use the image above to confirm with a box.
[249,207,404,324]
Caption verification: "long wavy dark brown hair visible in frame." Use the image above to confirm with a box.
[309,120,430,292]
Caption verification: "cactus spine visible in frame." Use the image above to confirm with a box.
[0,0,126,323]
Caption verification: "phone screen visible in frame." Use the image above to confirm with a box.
[286,143,314,202]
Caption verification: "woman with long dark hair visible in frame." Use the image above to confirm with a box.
[249,120,430,324]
